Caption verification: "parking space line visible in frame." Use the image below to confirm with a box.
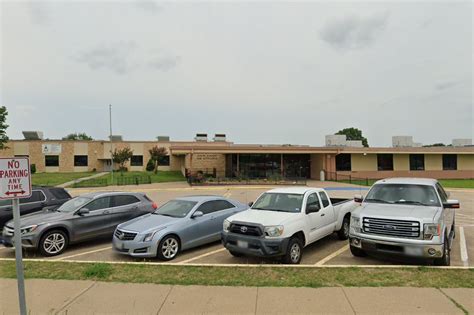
[53,246,112,261]
[459,227,469,267]
[314,245,349,266]
[177,248,226,264]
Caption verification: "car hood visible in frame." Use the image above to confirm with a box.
[6,209,71,229]
[354,203,441,222]
[228,209,297,226]
[117,213,181,233]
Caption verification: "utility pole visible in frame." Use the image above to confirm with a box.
[109,104,113,184]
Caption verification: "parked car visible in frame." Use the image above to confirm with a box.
[349,178,458,266]
[1,191,156,256]
[113,196,248,260]
[221,187,358,264]
[0,186,71,231]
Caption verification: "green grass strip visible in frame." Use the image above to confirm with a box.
[1,261,473,288]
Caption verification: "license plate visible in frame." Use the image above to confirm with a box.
[404,246,423,256]
[237,240,248,248]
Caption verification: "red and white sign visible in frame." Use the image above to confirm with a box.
[0,157,32,199]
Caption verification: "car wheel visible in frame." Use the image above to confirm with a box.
[350,245,367,257]
[229,250,243,257]
[337,216,350,240]
[39,230,68,257]
[282,237,303,264]
[157,235,180,261]
[434,236,450,266]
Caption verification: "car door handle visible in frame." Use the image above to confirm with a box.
[321,213,325,217]
[103,210,110,214]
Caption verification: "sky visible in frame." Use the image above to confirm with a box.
[1,0,472,147]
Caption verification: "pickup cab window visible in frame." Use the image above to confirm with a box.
[318,192,330,208]
[365,184,440,207]
[252,193,304,213]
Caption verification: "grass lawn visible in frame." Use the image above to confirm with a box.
[72,171,185,187]
[0,261,472,288]
[32,172,97,186]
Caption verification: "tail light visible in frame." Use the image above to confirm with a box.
[152,202,158,210]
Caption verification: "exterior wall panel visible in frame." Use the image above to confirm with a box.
[393,154,409,171]
[425,154,442,171]
[351,154,377,171]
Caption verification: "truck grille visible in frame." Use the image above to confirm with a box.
[230,223,262,237]
[114,229,137,241]
[363,217,420,238]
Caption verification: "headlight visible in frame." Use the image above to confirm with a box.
[223,220,231,232]
[350,216,361,233]
[21,225,39,235]
[423,223,440,240]
[264,225,284,237]
[143,227,166,242]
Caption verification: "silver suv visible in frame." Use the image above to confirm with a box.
[349,178,458,266]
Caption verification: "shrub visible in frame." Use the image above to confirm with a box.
[30,164,36,174]
[146,159,154,172]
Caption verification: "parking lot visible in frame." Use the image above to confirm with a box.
[1,182,472,267]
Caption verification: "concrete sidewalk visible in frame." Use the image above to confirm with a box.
[58,172,108,188]
[1,279,472,314]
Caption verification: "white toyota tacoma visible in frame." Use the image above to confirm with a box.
[221,187,358,264]
[349,178,459,266]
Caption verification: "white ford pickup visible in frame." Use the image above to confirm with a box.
[349,178,459,266]
[221,187,358,264]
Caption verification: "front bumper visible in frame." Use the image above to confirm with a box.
[349,234,444,258]
[221,232,290,257]
[112,235,157,258]
[1,229,38,248]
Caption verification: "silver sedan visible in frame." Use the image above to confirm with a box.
[113,195,248,260]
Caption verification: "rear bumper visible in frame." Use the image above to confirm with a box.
[221,232,290,257]
[349,235,444,258]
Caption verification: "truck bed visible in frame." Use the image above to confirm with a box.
[330,198,351,206]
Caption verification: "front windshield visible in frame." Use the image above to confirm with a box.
[154,200,197,218]
[57,197,92,212]
[252,193,303,213]
[365,184,440,207]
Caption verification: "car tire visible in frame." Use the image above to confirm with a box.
[39,229,68,257]
[337,216,350,240]
[157,235,180,261]
[229,250,243,257]
[350,245,367,257]
[434,236,450,266]
[282,237,303,264]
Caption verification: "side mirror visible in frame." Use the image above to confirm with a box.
[77,208,90,215]
[192,211,204,218]
[248,201,254,207]
[443,199,460,209]
[354,194,363,203]
[306,203,320,214]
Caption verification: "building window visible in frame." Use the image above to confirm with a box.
[377,154,394,171]
[45,155,59,167]
[443,154,457,170]
[131,155,144,166]
[158,155,170,166]
[409,154,425,171]
[74,155,88,167]
[336,154,351,171]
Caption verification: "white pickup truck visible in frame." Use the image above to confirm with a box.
[221,187,358,264]
[349,178,459,266]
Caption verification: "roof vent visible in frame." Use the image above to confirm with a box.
[195,133,208,142]
[452,139,472,147]
[157,136,170,142]
[109,135,123,141]
[325,135,346,146]
[213,134,226,142]
[22,131,44,140]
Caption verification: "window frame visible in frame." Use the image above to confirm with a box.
[19,190,47,205]
[130,155,144,167]
[45,155,59,167]
[74,155,88,167]
[318,191,330,208]
[158,155,170,166]
[112,195,140,207]
[83,196,112,212]
[335,154,351,172]
[409,154,425,171]
[442,154,457,170]
[377,154,394,171]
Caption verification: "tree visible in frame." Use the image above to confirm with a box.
[112,147,133,172]
[148,146,167,174]
[62,132,93,140]
[423,143,446,147]
[336,127,369,147]
[0,106,9,150]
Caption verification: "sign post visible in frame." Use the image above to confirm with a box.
[0,157,32,315]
